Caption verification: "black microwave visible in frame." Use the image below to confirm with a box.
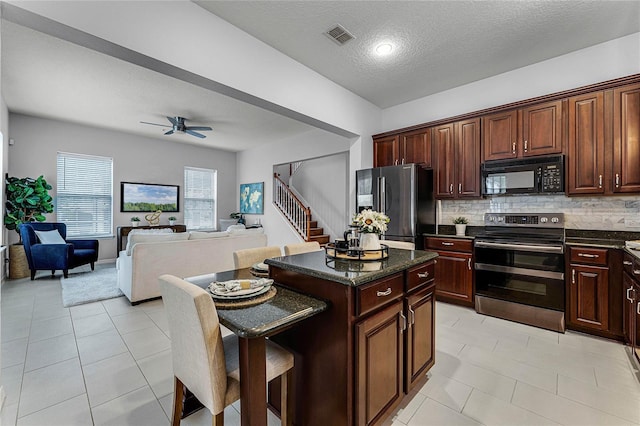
[481,155,564,196]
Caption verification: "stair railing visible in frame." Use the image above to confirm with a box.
[273,173,311,241]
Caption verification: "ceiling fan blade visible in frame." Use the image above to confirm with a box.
[186,126,212,131]
[140,121,168,127]
[186,129,206,139]
[166,116,178,126]
[164,130,175,135]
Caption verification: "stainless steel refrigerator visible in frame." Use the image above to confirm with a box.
[356,164,435,249]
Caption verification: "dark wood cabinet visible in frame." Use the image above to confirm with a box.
[567,91,605,195]
[356,300,404,426]
[567,246,623,339]
[426,237,473,306]
[612,83,640,193]
[373,129,432,168]
[405,284,435,391]
[623,253,640,366]
[482,100,563,161]
[433,118,480,199]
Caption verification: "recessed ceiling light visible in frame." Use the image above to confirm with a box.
[375,43,394,56]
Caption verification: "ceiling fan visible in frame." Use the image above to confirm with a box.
[140,116,213,139]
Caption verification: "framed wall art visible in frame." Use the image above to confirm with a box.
[239,182,264,214]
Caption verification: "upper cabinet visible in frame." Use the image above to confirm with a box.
[433,118,481,199]
[482,100,564,161]
[613,83,640,193]
[567,83,640,195]
[373,128,432,168]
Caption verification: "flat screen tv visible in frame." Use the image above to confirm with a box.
[120,182,179,212]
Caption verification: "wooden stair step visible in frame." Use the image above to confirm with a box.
[308,220,318,228]
[309,235,330,244]
[309,227,324,236]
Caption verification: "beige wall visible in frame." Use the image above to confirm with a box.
[7,113,238,261]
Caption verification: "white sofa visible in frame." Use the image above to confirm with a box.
[116,229,268,304]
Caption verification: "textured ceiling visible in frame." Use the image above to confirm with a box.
[197,0,640,108]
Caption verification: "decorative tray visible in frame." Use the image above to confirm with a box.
[324,243,389,261]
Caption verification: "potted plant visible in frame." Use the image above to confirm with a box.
[230,212,245,225]
[131,216,141,227]
[453,216,469,236]
[168,216,177,226]
[4,175,54,279]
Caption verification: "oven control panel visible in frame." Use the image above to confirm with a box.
[484,213,564,227]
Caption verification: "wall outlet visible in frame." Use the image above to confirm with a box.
[625,218,640,227]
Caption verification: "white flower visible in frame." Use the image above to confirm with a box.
[353,209,390,234]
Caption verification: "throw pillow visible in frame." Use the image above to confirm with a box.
[226,224,246,231]
[34,229,66,244]
[188,231,230,240]
[125,232,189,255]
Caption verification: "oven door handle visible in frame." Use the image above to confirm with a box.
[475,240,564,254]
[475,263,565,281]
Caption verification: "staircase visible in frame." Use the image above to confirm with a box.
[273,173,331,244]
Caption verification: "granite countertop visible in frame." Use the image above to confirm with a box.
[265,248,438,287]
[565,229,640,249]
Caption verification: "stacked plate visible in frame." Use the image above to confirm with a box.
[626,240,640,251]
[208,278,273,300]
[250,262,270,277]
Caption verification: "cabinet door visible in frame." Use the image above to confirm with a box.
[434,251,473,305]
[482,110,518,161]
[356,301,404,426]
[373,135,399,168]
[521,100,564,157]
[569,264,609,331]
[405,285,435,392]
[623,272,636,345]
[613,83,640,193]
[635,282,640,363]
[456,118,481,198]
[433,123,456,199]
[567,92,605,195]
[401,129,432,167]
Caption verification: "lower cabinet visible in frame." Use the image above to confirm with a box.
[405,285,436,390]
[623,253,640,366]
[425,237,473,306]
[566,246,623,339]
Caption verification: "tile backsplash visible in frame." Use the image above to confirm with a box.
[440,195,640,231]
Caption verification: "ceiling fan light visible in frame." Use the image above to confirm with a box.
[375,43,393,56]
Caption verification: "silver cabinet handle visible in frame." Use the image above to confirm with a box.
[637,301,640,315]
[458,183,462,193]
[616,173,620,188]
[401,158,405,165]
[512,142,516,154]
[449,183,453,194]
[634,269,640,276]
[624,261,633,266]
[627,286,634,302]
[598,175,602,189]
[376,287,392,297]
[399,312,407,332]
[572,269,576,284]
[441,242,454,246]
[468,258,472,270]
[578,253,598,258]
[408,306,415,326]
[395,159,399,165]
[524,140,528,152]
[417,272,429,278]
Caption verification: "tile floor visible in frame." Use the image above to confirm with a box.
[1,265,639,426]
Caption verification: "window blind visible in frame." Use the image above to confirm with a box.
[184,166,217,230]
[57,152,113,238]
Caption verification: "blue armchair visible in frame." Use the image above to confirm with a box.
[19,223,99,280]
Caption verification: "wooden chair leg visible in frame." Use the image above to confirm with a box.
[280,370,293,426]
[212,411,224,426]
[172,376,184,426]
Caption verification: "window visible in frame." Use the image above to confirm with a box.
[184,166,217,230]
[57,152,113,238]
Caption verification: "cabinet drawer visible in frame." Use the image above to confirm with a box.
[426,237,472,252]
[406,261,435,293]
[569,247,608,266]
[356,273,404,317]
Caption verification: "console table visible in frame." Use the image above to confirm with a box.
[116,224,187,254]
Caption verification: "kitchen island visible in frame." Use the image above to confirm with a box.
[265,248,438,426]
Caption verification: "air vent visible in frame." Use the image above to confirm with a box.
[324,24,355,46]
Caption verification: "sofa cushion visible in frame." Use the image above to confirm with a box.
[34,229,66,244]
[188,231,230,240]
[126,232,190,255]
[228,227,264,235]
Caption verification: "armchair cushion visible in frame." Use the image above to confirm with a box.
[34,229,66,244]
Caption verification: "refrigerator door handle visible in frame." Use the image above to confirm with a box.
[380,176,386,214]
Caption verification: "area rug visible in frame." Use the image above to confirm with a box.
[61,267,123,307]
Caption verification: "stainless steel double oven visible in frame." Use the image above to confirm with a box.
[474,213,566,332]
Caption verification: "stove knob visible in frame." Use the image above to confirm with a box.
[497,216,505,222]
[551,217,559,223]
[540,217,548,223]
[488,216,496,222]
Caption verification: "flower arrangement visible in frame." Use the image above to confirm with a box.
[452,216,468,225]
[353,209,390,234]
